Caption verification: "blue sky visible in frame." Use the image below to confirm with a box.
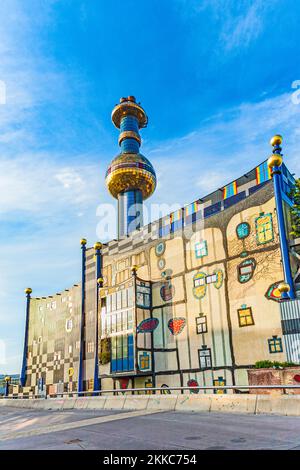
[1,0,300,373]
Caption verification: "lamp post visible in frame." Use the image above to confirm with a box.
[267,135,295,300]
[4,376,11,397]
[20,288,32,387]
[78,238,87,394]
[94,242,102,394]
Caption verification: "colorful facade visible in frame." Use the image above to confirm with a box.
[19,100,300,396]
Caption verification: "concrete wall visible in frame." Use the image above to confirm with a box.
[2,393,300,416]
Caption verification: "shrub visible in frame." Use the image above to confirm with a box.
[99,337,111,365]
[254,360,297,369]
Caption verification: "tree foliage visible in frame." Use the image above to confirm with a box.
[290,178,300,238]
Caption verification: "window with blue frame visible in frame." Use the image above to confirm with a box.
[111,334,134,372]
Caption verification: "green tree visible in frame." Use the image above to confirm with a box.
[290,178,300,238]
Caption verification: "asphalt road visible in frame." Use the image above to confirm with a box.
[0,406,300,450]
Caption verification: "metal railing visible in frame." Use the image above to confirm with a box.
[2,384,300,399]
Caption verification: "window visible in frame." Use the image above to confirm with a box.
[111,334,134,373]
[198,346,212,369]
[155,241,166,257]
[236,222,250,239]
[255,213,274,245]
[76,341,80,349]
[87,342,94,353]
[268,336,283,353]
[68,345,72,354]
[206,274,217,284]
[139,351,151,371]
[238,258,256,283]
[136,283,151,308]
[121,289,128,308]
[116,291,122,310]
[194,274,206,287]
[213,377,226,394]
[195,240,208,258]
[66,318,73,332]
[237,305,254,327]
[196,315,208,334]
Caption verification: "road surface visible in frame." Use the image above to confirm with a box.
[0,406,300,450]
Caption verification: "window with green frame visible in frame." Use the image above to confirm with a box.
[195,240,208,258]
[255,213,274,245]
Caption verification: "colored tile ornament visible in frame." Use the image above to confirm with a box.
[213,270,223,289]
[137,317,159,333]
[236,222,250,239]
[256,161,272,185]
[265,281,284,302]
[155,241,165,257]
[255,213,274,245]
[237,258,256,283]
[170,209,182,223]
[185,200,202,217]
[187,379,199,394]
[160,282,175,301]
[168,317,186,335]
[193,272,207,299]
[223,181,237,199]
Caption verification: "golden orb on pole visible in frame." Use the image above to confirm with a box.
[277,282,290,294]
[24,288,32,295]
[270,135,283,147]
[267,154,283,169]
[131,265,138,275]
[97,277,104,285]
[80,238,87,246]
[94,242,102,251]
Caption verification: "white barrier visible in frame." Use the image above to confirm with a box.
[2,393,300,416]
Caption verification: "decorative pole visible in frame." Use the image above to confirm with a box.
[20,287,32,387]
[4,376,11,397]
[93,242,102,394]
[78,238,87,394]
[267,135,295,300]
[131,265,138,378]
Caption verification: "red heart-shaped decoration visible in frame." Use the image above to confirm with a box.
[168,317,186,336]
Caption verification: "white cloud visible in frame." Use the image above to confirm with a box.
[147,91,300,208]
[174,0,276,53]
